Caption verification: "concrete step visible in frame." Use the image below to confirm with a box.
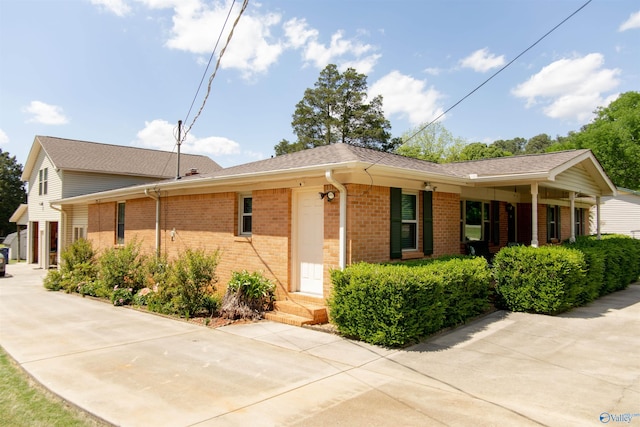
[264,311,315,326]
[273,300,328,324]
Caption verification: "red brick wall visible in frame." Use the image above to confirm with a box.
[88,202,116,251]
[87,191,292,295]
[347,184,390,264]
[560,206,571,241]
[433,191,462,256]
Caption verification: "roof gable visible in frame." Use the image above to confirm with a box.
[21,136,222,181]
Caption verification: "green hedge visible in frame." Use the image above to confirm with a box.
[329,257,491,347]
[494,235,640,314]
[568,235,640,296]
[493,246,587,314]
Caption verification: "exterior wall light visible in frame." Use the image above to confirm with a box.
[319,191,336,202]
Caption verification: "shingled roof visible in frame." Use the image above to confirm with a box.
[22,136,221,181]
[441,149,594,178]
[213,143,453,178]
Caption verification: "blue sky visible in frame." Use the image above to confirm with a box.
[1,0,638,168]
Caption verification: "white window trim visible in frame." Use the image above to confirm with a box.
[402,191,419,251]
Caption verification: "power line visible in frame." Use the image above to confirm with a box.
[183,0,237,126]
[402,0,593,146]
[181,0,249,143]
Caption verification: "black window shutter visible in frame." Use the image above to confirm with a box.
[423,191,434,255]
[390,187,402,259]
[491,200,500,245]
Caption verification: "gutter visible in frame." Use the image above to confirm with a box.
[144,189,161,257]
[325,170,347,270]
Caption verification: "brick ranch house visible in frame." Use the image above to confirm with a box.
[51,143,615,324]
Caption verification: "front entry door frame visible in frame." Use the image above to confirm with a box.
[292,187,325,296]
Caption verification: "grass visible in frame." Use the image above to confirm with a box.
[0,346,108,427]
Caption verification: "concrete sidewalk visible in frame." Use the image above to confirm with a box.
[1,262,639,426]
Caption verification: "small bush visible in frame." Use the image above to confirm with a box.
[98,240,147,304]
[43,269,63,291]
[147,249,220,317]
[60,238,95,273]
[493,246,587,314]
[43,239,98,293]
[220,270,275,320]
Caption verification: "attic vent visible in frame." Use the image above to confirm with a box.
[186,168,199,176]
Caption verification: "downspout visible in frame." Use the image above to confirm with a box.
[325,170,347,269]
[145,189,161,257]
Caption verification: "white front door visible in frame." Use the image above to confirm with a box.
[295,188,324,295]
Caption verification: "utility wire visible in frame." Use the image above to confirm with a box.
[401,0,593,146]
[183,0,237,126]
[181,0,249,143]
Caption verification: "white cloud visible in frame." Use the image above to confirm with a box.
[512,53,620,122]
[283,17,318,49]
[22,101,69,125]
[142,0,284,79]
[459,48,506,72]
[0,128,8,144]
[132,119,240,157]
[619,10,640,31]
[90,0,132,16]
[283,18,380,74]
[369,71,444,126]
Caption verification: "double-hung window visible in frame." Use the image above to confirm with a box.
[547,205,560,242]
[401,192,418,250]
[239,194,252,236]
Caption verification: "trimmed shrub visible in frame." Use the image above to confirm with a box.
[568,235,640,296]
[493,246,587,314]
[437,257,492,327]
[329,257,493,347]
[220,270,275,320]
[329,263,446,347]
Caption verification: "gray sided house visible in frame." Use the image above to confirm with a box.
[21,136,221,268]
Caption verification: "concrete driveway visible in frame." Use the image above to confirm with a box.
[1,262,638,426]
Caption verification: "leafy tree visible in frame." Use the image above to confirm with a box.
[491,137,526,155]
[550,91,640,190]
[277,64,393,154]
[273,139,303,156]
[459,142,510,161]
[0,149,26,237]
[525,133,554,154]
[396,122,467,163]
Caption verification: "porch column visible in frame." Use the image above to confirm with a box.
[569,191,576,243]
[531,182,539,248]
[596,196,602,240]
